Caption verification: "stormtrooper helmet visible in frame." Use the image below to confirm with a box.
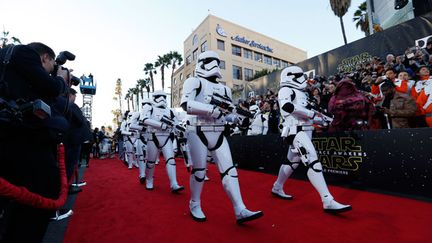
[152,90,167,108]
[280,66,307,90]
[141,98,152,108]
[249,105,260,117]
[195,51,222,79]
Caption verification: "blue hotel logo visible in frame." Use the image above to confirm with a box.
[231,35,273,53]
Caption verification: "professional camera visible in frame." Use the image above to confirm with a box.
[0,97,51,125]
[52,51,80,86]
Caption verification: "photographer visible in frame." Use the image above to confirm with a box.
[0,42,70,242]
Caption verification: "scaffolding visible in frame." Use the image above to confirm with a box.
[79,74,96,126]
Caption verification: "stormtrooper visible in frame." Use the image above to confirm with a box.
[247,105,268,136]
[121,111,138,169]
[272,66,352,213]
[140,90,184,192]
[129,99,153,183]
[181,50,263,224]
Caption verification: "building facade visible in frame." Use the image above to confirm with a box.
[171,14,307,107]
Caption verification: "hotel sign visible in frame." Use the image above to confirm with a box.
[231,35,273,53]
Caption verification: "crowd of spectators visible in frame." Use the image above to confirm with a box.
[238,42,432,133]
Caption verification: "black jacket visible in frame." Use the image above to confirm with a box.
[0,44,69,132]
[0,44,67,102]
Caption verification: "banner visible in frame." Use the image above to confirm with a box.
[228,128,432,198]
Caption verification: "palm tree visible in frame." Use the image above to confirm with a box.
[131,87,140,111]
[1,28,21,49]
[143,63,157,93]
[124,89,131,111]
[353,1,369,36]
[155,54,171,91]
[127,88,135,111]
[330,0,352,45]
[137,79,147,99]
[168,51,183,106]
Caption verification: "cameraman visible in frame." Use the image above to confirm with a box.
[0,42,70,242]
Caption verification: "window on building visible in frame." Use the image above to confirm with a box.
[244,68,254,81]
[193,48,198,61]
[217,39,225,51]
[186,55,191,65]
[264,55,272,65]
[192,70,195,77]
[273,58,281,68]
[244,48,252,59]
[180,73,184,80]
[281,60,288,68]
[232,45,242,57]
[232,65,242,80]
[173,78,177,84]
[219,60,226,69]
[201,41,208,52]
[254,52,263,62]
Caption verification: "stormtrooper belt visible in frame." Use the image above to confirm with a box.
[187,125,225,133]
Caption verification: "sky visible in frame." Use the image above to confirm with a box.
[0,0,365,128]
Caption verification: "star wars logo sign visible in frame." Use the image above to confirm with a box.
[312,137,366,176]
[336,52,373,73]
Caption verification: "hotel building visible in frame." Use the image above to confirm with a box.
[171,14,307,106]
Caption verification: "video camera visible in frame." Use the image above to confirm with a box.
[0,97,51,125]
[52,51,80,86]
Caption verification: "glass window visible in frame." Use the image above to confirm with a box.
[254,52,263,62]
[193,49,198,61]
[217,39,225,51]
[244,48,253,59]
[264,55,272,65]
[219,60,226,69]
[173,78,176,84]
[273,58,281,68]
[232,65,242,80]
[201,41,208,52]
[281,60,288,68]
[232,45,242,57]
[180,73,184,80]
[186,55,191,65]
[244,68,254,81]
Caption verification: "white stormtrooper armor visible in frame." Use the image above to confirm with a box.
[121,111,138,169]
[247,105,268,136]
[272,66,351,213]
[181,50,263,224]
[140,90,184,192]
[129,99,152,183]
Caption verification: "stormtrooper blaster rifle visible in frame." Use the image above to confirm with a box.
[206,93,254,119]
[160,115,186,133]
[306,99,333,125]
[160,115,192,171]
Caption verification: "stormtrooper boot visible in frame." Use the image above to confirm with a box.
[189,200,206,222]
[322,196,352,213]
[271,183,293,200]
[235,208,264,224]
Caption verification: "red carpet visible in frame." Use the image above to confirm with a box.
[64,157,431,243]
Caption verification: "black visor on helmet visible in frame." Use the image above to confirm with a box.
[286,72,304,79]
[200,57,220,65]
[153,95,166,101]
